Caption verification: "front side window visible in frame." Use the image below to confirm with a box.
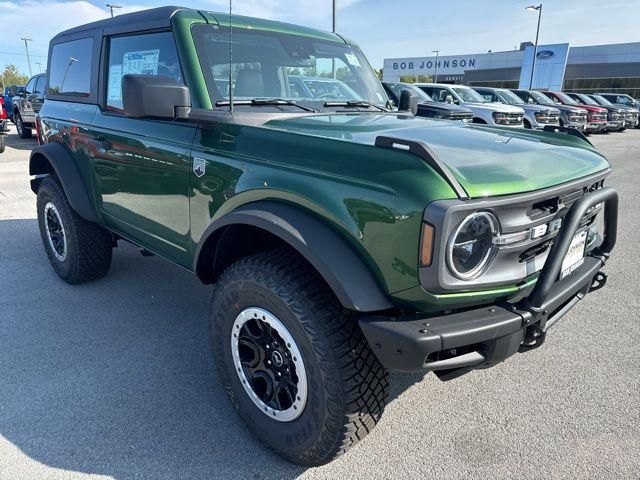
[34,76,46,95]
[106,31,183,111]
[48,38,93,96]
[192,24,387,110]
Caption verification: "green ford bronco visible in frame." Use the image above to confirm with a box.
[31,6,618,465]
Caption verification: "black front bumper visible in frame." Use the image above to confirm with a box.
[360,187,618,378]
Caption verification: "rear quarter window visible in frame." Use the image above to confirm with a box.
[48,37,93,97]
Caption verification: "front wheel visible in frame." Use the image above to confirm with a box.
[210,249,389,466]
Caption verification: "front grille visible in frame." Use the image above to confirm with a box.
[588,113,607,122]
[503,113,523,125]
[451,112,473,121]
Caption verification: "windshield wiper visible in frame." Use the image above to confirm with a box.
[215,98,319,112]
[323,100,389,112]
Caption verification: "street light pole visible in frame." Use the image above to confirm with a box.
[21,37,33,77]
[432,50,439,83]
[106,3,122,18]
[332,0,336,32]
[526,4,543,89]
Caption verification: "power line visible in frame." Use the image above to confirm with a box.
[0,50,46,58]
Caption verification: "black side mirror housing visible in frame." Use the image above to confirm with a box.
[398,89,419,115]
[122,74,190,120]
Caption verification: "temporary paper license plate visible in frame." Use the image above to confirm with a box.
[560,229,587,279]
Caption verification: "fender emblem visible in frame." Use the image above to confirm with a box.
[193,157,206,178]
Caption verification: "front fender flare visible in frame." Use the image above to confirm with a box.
[194,201,394,312]
[29,142,98,222]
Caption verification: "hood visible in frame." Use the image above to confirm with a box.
[572,104,607,113]
[264,113,609,198]
[463,102,524,114]
[519,104,560,115]
[548,104,587,114]
[419,102,472,115]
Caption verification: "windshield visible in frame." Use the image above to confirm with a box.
[554,92,578,105]
[452,87,486,103]
[192,24,388,109]
[529,90,555,106]
[496,89,525,105]
[576,94,599,106]
[592,95,614,107]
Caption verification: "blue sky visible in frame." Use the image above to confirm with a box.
[1,0,639,77]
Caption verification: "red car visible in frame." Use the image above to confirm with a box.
[540,91,608,133]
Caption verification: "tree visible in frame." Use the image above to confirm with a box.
[399,74,433,84]
[0,64,30,90]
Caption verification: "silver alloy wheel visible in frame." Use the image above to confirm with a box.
[15,114,22,135]
[44,202,67,261]
[231,307,308,422]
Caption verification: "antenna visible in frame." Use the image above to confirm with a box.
[228,0,233,114]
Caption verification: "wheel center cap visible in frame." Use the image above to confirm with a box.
[271,350,284,367]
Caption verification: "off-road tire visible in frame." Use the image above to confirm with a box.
[15,112,32,138]
[36,176,112,284]
[210,248,389,466]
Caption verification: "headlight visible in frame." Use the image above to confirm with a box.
[447,212,498,280]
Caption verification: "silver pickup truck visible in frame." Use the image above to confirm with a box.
[12,73,46,138]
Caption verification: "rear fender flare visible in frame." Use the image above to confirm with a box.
[29,142,98,222]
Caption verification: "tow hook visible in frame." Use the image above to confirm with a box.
[519,324,546,352]
[590,271,607,292]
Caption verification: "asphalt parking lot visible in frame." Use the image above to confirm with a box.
[1,124,639,480]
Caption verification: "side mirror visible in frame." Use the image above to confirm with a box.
[398,88,419,115]
[122,74,190,119]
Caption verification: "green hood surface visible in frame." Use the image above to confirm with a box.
[264,113,610,198]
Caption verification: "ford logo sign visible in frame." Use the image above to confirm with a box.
[536,50,555,60]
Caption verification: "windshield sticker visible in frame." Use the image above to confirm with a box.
[122,49,160,76]
[345,53,361,67]
[107,64,123,104]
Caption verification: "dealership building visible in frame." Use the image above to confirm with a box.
[383,41,640,97]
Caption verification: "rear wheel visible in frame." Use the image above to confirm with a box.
[210,248,389,466]
[15,112,32,138]
[37,176,113,284]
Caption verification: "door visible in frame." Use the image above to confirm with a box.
[30,75,46,113]
[89,31,196,266]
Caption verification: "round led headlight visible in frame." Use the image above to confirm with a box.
[447,211,498,280]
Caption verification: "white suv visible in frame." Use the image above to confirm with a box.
[415,83,525,127]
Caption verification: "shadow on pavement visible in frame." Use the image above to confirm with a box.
[0,218,425,479]
[2,128,38,151]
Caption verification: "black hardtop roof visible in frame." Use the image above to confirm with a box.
[53,6,185,38]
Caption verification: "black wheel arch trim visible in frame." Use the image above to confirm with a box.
[29,142,99,222]
[194,201,394,312]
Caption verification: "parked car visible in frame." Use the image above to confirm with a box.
[12,73,46,138]
[472,86,559,129]
[32,6,618,466]
[3,85,25,122]
[589,94,638,130]
[596,93,640,128]
[512,89,588,131]
[565,93,626,132]
[383,81,473,122]
[538,91,607,133]
[0,97,7,152]
[415,83,525,127]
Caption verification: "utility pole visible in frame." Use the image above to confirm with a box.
[526,4,543,89]
[432,50,439,83]
[332,0,336,32]
[21,38,33,77]
[106,3,122,18]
